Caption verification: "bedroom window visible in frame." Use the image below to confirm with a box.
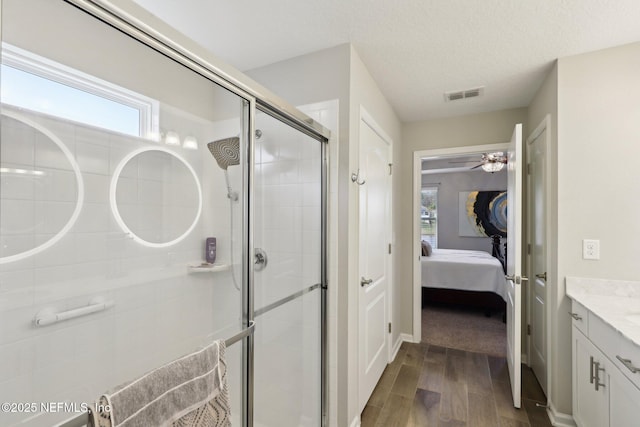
[421,187,438,248]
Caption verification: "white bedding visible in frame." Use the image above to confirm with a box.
[421,248,508,301]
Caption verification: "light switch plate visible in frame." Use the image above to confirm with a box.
[583,239,600,260]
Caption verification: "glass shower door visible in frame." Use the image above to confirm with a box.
[252,111,324,427]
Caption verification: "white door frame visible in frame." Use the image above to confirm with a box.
[525,114,552,401]
[412,143,508,342]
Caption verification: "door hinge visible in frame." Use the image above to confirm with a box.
[388,243,392,254]
[527,324,531,335]
[527,243,531,255]
[388,322,392,333]
[388,163,393,175]
[527,163,532,175]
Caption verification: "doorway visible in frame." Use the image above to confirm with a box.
[412,143,509,343]
[416,147,509,356]
[412,125,525,408]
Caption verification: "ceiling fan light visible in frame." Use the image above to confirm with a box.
[481,161,504,173]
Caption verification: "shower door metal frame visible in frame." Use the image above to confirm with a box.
[27,1,332,426]
[243,100,256,427]
[254,104,329,427]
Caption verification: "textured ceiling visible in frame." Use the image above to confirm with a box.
[131,0,640,122]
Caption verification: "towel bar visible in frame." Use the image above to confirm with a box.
[57,320,256,427]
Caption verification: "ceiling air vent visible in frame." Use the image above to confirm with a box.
[444,86,485,102]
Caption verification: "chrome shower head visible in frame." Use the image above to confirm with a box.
[207,137,240,170]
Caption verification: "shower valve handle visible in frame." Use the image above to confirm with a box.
[254,248,268,271]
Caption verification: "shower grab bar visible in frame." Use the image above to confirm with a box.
[57,321,256,427]
[34,297,114,327]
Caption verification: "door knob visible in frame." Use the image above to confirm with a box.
[536,272,547,281]
[505,275,528,284]
[361,277,373,287]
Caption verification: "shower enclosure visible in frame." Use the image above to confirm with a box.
[0,1,328,426]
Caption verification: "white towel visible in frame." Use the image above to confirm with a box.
[90,340,230,427]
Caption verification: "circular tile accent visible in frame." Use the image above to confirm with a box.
[0,111,84,264]
[110,146,202,248]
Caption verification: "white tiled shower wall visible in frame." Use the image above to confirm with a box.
[0,105,244,426]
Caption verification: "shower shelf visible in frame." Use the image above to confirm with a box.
[187,263,230,274]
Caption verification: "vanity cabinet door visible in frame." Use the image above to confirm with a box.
[609,363,640,427]
[573,327,609,427]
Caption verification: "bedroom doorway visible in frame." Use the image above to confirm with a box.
[412,125,524,408]
[412,142,509,343]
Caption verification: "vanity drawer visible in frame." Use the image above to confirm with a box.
[570,300,588,335]
[615,336,640,390]
[589,311,620,362]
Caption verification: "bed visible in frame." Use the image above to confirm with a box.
[421,248,508,313]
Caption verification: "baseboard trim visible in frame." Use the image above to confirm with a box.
[390,333,415,363]
[391,335,403,361]
[401,332,416,343]
[391,335,402,361]
[349,415,361,427]
[547,402,575,427]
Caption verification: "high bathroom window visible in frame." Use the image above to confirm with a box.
[0,43,159,138]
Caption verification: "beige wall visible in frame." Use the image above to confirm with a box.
[398,108,528,335]
[557,42,640,280]
[421,170,507,253]
[550,41,640,416]
[525,42,640,420]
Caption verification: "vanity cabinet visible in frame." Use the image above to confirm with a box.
[573,327,610,427]
[609,364,640,427]
[571,301,640,427]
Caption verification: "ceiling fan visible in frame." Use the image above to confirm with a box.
[449,152,508,172]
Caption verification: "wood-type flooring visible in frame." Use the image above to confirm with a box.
[361,342,552,427]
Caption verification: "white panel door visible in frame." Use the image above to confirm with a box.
[358,116,391,412]
[528,125,548,396]
[506,123,524,408]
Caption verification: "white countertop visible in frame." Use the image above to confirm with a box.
[566,277,640,347]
